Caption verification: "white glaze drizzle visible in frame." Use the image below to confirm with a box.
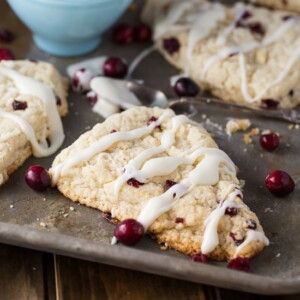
[66,56,107,78]
[114,115,190,195]
[235,230,270,257]
[51,110,175,185]
[0,67,64,157]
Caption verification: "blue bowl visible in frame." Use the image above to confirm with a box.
[7,0,132,57]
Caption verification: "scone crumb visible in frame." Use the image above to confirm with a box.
[69,206,75,211]
[226,118,251,135]
[160,243,169,251]
[63,213,69,218]
[288,124,294,130]
[9,205,14,209]
[264,208,273,213]
[276,253,281,258]
[243,134,252,144]
[40,222,47,227]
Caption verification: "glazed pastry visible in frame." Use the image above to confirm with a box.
[50,107,269,261]
[143,0,300,109]
[0,60,68,186]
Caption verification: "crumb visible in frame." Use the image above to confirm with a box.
[40,222,46,227]
[264,207,273,213]
[43,198,46,201]
[9,205,14,208]
[260,153,264,158]
[295,124,300,130]
[276,253,281,258]
[32,267,36,271]
[243,148,247,152]
[288,124,294,130]
[70,206,75,211]
[250,128,260,136]
[226,118,251,135]
[160,243,169,251]
[36,218,40,221]
[243,134,252,144]
[63,213,69,218]
[202,114,207,119]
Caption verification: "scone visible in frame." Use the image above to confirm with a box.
[0,60,68,186]
[251,0,300,14]
[144,0,300,109]
[50,107,269,261]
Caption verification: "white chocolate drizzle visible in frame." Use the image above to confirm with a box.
[51,110,175,185]
[0,66,64,157]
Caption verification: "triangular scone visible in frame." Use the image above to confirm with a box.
[0,60,68,186]
[50,107,269,261]
[145,0,300,109]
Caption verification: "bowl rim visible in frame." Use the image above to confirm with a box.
[14,0,129,6]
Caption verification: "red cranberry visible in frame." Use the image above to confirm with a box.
[225,207,238,216]
[191,253,209,263]
[261,99,279,109]
[260,133,279,151]
[0,48,15,60]
[0,29,14,43]
[265,170,295,197]
[101,211,112,221]
[175,217,184,224]
[174,77,200,97]
[86,91,98,108]
[246,219,257,230]
[127,178,144,188]
[227,257,251,272]
[230,232,245,246]
[114,218,144,245]
[112,23,134,44]
[248,22,265,36]
[103,57,128,79]
[12,100,27,111]
[55,95,62,106]
[25,165,51,192]
[72,68,93,92]
[163,37,180,55]
[165,180,177,190]
[134,23,152,42]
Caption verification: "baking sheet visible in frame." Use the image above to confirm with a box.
[1,0,300,295]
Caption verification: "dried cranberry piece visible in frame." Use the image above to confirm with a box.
[12,100,27,111]
[112,23,134,44]
[260,133,280,152]
[110,129,117,133]
[191,253,209,263]
[241,11,252,20]
[225,207,238,216]
[55,95,62,106]
[227,257,251,272]
[175,217,184,224]
[86,91,98,108]
[114,219,144,245]
[248,22,265,36]
[265,170,295,197]
[101,212,112,221]
[127,178,144,188]
[165,180,177,190]
[0,48,15,60]
[261,99,279,109]
[0,29,14,43]
[246,219,257,230]
[230,232,245,246]
[163,37,180,55]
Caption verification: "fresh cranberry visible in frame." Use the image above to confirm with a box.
[191,253,209,263]
[0,48,15,60]
[72,68,93,92]
[112,23,134,44]
[174,77,200,97]
[103,57,128,79]
[260,133,279,151]
[246,219,257,230]
[0,29,14,43]
[114,219,144,245]
[127,178,144,188]
[230,232,245,246]
[101,212,112,221]
[55,95,62,106]
[261,99,279,109]
[12,100,27,111]
[163,37,180,55]
[25,165,51,192]
[175,217,184,224]
[165,180,177,190]
[86,91,98,107]
[134,23,152,42]
[227,257,251,272]
[225,207,238,216]
[265,170,295,197]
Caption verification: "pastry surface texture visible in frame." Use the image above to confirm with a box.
[251,0,300,14]
[50,107,268,261]
[145,0,300,109]
[0,60,68,186]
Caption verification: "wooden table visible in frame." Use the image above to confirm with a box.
[1,2,299,299]
[0,243,298,300]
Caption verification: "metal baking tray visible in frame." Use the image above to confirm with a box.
[1,1,300,295]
